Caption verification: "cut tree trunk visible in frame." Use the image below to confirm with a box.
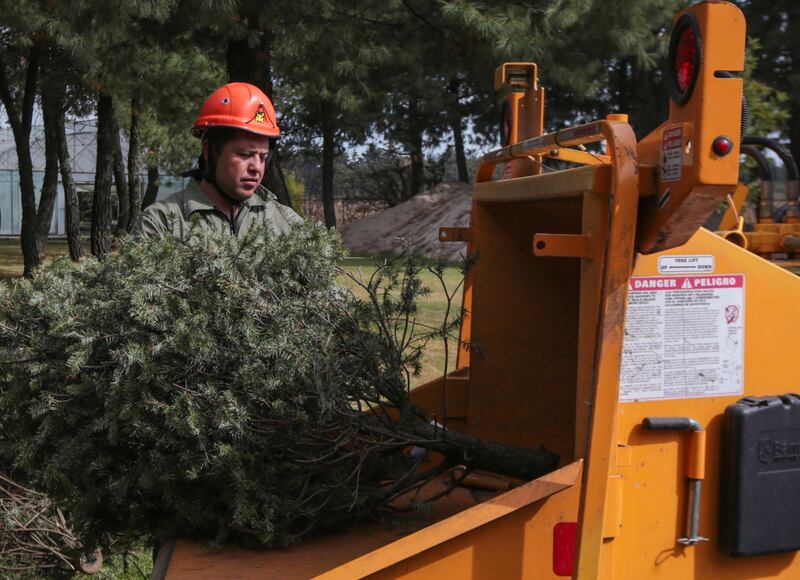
[365,411,559,482]
[127,96,142,232]
[408,418,559,481]
[56,110,83,261]
[321,100,336,228]
[91,93,115,260]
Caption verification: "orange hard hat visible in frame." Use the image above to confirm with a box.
[192,82,280,138]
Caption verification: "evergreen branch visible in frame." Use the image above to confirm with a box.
[399,0,466,48]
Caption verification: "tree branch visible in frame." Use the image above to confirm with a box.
[399,0,465,48]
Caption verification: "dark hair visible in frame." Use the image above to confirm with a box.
[193,127,240,181]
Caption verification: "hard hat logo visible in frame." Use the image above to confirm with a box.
[192,82,280,139]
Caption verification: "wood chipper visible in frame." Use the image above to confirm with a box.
[153,1,800,577]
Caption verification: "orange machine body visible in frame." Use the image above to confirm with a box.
[156,2,800,578]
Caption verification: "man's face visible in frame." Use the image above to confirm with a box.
[207,131,270,201]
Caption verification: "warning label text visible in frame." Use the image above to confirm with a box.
[661,125,683,182]
[620,274,745,402]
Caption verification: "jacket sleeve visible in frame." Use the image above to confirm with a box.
[263,201,304,234]
[279,203,304,226]
[132,208,171,237]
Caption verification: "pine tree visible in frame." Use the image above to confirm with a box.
[0,4,44,276]
[0,222,557,551]
[273,0,393,227]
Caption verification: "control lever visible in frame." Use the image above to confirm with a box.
[642,417,708,546]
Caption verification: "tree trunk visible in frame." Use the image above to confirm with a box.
[0,45,40,277]
[16,133,39,276]
[112,122,130,235]
[321,100,336,229]
[409,99,424,198]
[35,81,62,261]
[451,116,468,183]
[127,96,142,231]
[264,146,293,208]
[404,416,559,481]
[56,111,83,261]
[225,24,292,207]
[226,32,271,95]
[142,163,160,209]
[91,93,115,260]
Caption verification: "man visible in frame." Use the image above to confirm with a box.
[136,82,301,239]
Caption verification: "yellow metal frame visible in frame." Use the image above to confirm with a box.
[468,119,639,578]
[156,2,800,579]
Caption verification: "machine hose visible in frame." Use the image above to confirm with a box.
[741,136,798,181]
[740,145,772,182]
[742,136,800,221]
[740,145,773,222]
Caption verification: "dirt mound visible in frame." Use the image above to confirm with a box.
[341,181,472,260]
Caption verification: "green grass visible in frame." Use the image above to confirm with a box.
[337,257,464,387]
[0,238,86,280]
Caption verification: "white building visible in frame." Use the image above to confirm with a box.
[0,119,188,236]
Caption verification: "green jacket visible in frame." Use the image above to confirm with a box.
[135,179,302,240]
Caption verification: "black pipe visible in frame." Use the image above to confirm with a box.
[742,136,800,221]
[741,136,798,181]
[740,145,772,182]
[741,144,774,222]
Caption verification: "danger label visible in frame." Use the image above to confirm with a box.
[661,125,683,182]
[620,274,745,402]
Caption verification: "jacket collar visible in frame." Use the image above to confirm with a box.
[183,179,269,216]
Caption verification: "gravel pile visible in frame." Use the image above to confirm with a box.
[341,181,472,260]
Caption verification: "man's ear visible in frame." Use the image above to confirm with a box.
[202,139,210,164]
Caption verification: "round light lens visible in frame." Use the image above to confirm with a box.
[667,14,702,106]
[676,26,697,93]
[712,136,734,156]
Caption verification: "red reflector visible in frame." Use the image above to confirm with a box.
[675,26,697,93]
[553,522,578,576]
[713,136,734,156]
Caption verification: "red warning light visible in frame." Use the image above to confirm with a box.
[667,14,702,106]
[712,136,734,156]
[676,27,697,93]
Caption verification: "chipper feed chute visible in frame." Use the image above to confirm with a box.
[154,2,800,578]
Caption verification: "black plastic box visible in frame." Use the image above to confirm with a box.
[720,394,800,556]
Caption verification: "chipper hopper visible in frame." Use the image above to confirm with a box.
[154,2,800,577]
